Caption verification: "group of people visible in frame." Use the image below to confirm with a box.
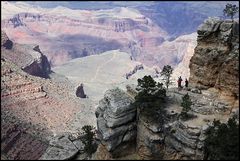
[177,76,188,89]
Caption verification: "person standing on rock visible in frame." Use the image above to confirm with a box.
[185,79,189,88]
[177,76,183,89]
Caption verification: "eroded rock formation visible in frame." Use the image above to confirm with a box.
[1,31,51,78]
[95,82,236,160]
[1,32,96,160]
[189,18,239,100]
[76,84,87,98]
[95,88,137,158]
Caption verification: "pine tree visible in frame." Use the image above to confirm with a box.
[180,93,192,119]
[160,65,173,89]
[204,118,239,160]
[223,3,239,22]
[81,125,96,155]
[135,75,166,108]
[134,75,166,124]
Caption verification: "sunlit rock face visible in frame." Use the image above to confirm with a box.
[189,18,239,101]
[1,31,51,78]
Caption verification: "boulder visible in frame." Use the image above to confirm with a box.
[76,84,87,98]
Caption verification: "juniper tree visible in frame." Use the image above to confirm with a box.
[223,3,239,22]
[81,125,96,155]
[160,65,173,89]
[135,75,166,108]
[180,93,192,119]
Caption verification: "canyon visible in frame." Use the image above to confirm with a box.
[1,1,198,80]
[1,31,96,159]
[1,1,239,160]
[93,18,239,160]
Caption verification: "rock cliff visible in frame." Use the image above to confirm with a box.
[189,18,239,101]
[95,83,236,159]
[1,31,51,78]
[95,88,137,158]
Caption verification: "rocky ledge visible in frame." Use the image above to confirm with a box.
[94,85,236,160]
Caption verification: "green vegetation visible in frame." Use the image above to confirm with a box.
[170,128,176,134]
[134,75,166,123]
[180,93,192,120]
[223,3,239,22]
[160,65,173,89]
[135,75,166,108]
[81,125,96,155]
[204,118,239,160]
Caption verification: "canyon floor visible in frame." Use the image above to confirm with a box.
[53,50,159,104]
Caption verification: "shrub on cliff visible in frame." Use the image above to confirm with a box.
[81,125,96,155]
[204,118,239,160]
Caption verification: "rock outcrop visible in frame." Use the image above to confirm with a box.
[95,83,235,160]
[1,31,51,78]
[126,64,144,79]
[95,88,137,158]
[189,18,239,100]
[76,84,87,98]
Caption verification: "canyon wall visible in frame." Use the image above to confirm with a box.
[1,3,167,67]
[189,18,239,100]
[1,32,96,160]
[1,2,198,72]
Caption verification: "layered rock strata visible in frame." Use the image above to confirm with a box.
[95,85,235,160]
[189,18,239,100]
[1,32,96,160]
[95,88,137,158]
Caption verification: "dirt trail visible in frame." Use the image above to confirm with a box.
[90,52,117,82]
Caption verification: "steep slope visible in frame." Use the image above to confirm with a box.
[1,31,51,78]
[1,33,96,159]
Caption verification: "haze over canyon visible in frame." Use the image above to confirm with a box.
[1,1,239,160]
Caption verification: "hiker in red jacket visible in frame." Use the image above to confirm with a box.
[177,76,183,89]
